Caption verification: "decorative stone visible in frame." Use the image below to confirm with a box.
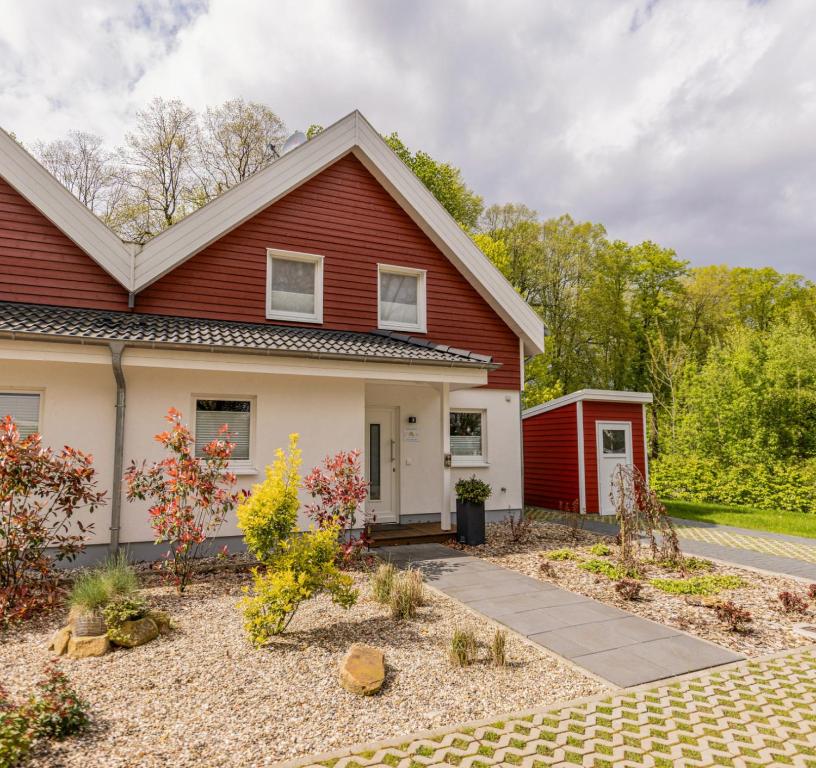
[339,643,385,695]
[109,617,159,648]
[67,634,110,659]
[146,610,173,635]
[48,625,73,656]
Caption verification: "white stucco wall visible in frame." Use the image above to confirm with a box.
[449,388,523,515]
[0,357,116,545]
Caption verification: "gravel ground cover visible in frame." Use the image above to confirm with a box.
[1,567,605,767]
[451,520,814,657]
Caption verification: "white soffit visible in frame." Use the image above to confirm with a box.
[523,389,654,419]
[0,127,133,288]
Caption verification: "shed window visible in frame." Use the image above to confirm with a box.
[602,428,627,455]
[0,392,40,438]
[266,249,323,323]
[378,264,426,332]
[450,410,485,465]
[195,399,251,462]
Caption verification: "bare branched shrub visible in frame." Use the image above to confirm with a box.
[612,464,682,573]
[502,511,533,543]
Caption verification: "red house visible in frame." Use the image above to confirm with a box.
[523,390,652,515]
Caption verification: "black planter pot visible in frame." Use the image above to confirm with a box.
[456,499,486,546]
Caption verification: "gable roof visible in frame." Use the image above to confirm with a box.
[0,111,546,355]
[0,128,133,287]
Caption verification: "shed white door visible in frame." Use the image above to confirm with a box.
[365,408,399,524]
[596,421,632,515]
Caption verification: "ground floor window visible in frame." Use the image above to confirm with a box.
[450,409,485,465]
[194,399,251,462]
[0,392,41,437]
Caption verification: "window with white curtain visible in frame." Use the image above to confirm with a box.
[378,264,426,332]
[266,249,323,323]
[194,399,251,462]
[0,392,41,437]
[450,410,486,465]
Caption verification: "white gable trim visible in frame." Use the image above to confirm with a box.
[133,111,546,355]
[0,128,133,288]
[523,389,653,419]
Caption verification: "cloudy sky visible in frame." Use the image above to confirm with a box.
[1,0,814,276]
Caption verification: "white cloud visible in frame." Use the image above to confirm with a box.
[1,0,815,276]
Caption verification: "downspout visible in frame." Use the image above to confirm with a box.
[109,342,127,553]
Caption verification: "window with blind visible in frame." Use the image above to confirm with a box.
[378,264,426,332]
[450,410,485,465]
[195,399,251,462]
[0,392,41,438]
[266,249,324,323]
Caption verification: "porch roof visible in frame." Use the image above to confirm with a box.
[0,302,497,369]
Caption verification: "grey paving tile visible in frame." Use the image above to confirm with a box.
[534,617,679,659]
[465,589,578,618]
[499,607,576,635]
[628,633,742,674]
[571,647,676,687]
[443,577,543,603]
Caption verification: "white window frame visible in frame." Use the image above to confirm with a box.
[377,263,427,333]
[0,389,44,437]
[449,408,487,467]
[191,395,257,475]
[266,248,324,324]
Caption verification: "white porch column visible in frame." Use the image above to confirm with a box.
[440,382,452,530]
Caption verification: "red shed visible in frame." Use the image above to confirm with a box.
[523,390,653,515]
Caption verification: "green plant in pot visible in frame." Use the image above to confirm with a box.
[455,475,492,546]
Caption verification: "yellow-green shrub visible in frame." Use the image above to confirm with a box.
[237,433,302,561]
[240,526,357,645]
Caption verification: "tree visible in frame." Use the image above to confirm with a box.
[194,98,287,202]
[120,97,198,240]
[384,132,483,229]
[479,204,541,300]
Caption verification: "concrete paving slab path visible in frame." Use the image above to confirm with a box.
[380,543,743,687]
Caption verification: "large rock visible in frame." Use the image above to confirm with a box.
[48,625,73,656]
[339,643,385,696]
[67,634,110,659]
[146,610,173,636]
[109,617,159,648]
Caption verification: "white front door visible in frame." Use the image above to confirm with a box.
[596,421,632,515]
[365,407,399,524]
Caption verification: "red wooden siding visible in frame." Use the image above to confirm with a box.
[0,176,128,311]
[582,401,646,514]
[136,155,520,388]
[522,402,580,509]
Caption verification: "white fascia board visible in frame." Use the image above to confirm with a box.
[0,128,133,288]
[522,389,654,419]
[352,113,545,356]
[134,114,358,289]
[132,110,547,356]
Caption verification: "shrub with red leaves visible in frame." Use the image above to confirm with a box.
[614,578,642,600]
[125,408,240,593]
[1,416,105,625]
[778,590,809,614]
[714,600,753,632]
[808,584,816,601]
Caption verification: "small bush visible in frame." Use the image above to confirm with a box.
[490,629,507,667]
[778,591,809,614]
[589,543,611,557]
[389,569,425,620]
[370,562,396,605]
[455,476,492,504]
[580,559,639,580]
[103,595,148,631]
[714,601,753,633]
[650,574,744,596]
[29,662,89,740]
[70,552,139,614]
[0,689,33,768]
[538,559,556,579]
[502,511,533,543]
[808,584,816,601]
[548,549,579,561]
[449,628,477,667]
[614,578,642,600]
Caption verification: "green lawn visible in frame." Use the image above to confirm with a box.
[663,499,816,539]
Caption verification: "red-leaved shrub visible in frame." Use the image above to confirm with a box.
[614,578,642,600]
[778,590,809,614]
[125,408,240,592]
[714,600,753,632]
[0,416,105,624]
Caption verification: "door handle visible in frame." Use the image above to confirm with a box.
[390,439,395,462]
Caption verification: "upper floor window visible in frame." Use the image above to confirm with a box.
[195,398,252,464]
[266,248,323,323]
[0,392,41,438]
[378,264,427,333]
